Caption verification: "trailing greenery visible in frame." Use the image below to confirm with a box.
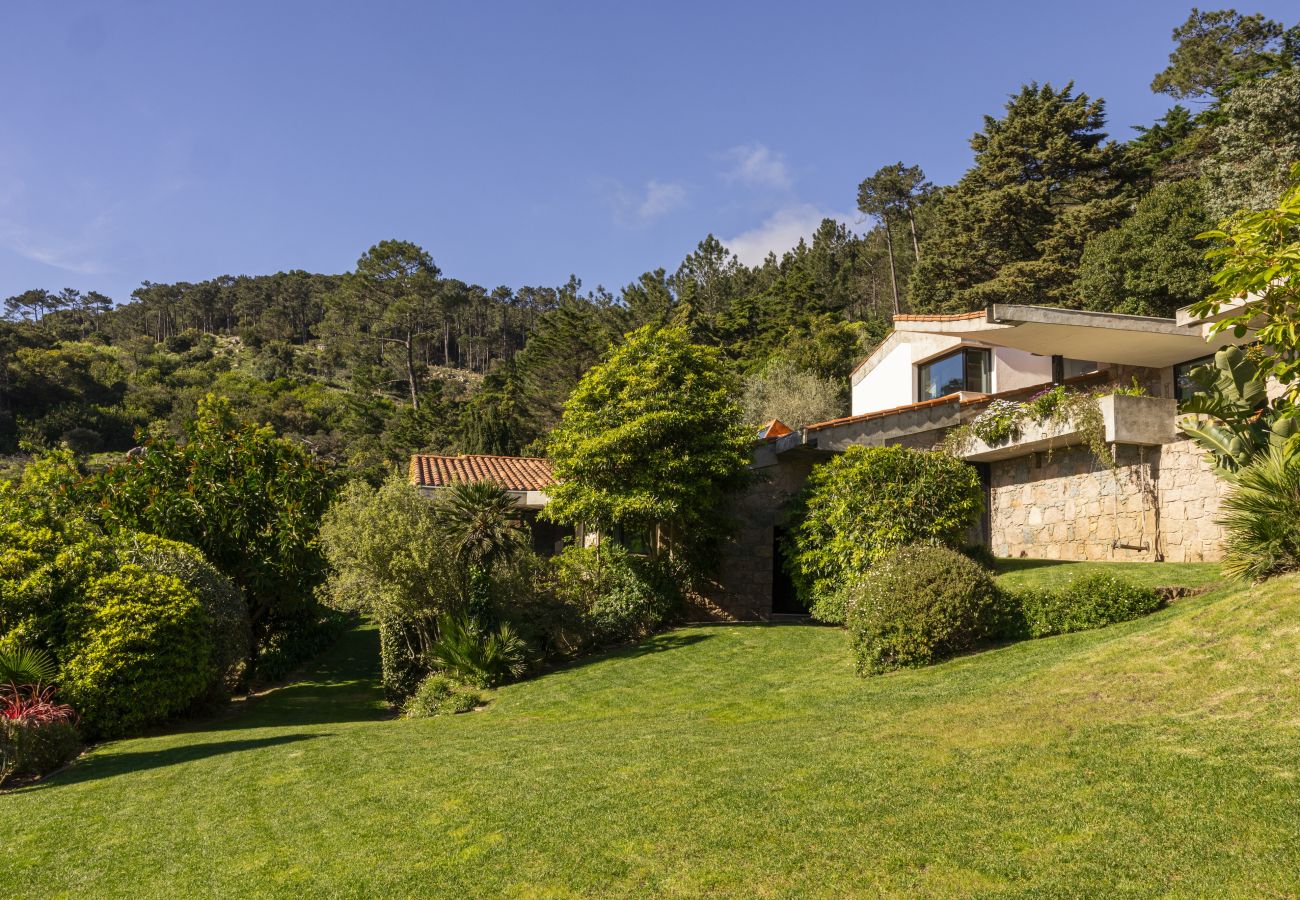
[942,384,1120,468]
[1217,447,1300,581]
[844,545,1002,675]
[785,446,983,621]
[400,673,484,718]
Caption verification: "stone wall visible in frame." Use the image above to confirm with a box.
[1155,438,1230,562]
[988,437,1228,562]
[988,445,1158,561]
[695,456,815,620]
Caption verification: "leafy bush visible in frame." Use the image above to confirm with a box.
[117,533,251,694]
[845,545,1000,675]
[427,613,528,688]
[785,446,983,621]
[549,544,678,647]
[401,673,483,718]
[1218,447,1300,581]
[92,395,336,653]
[0,719,80,783]
[318,473,465,697]
[1013,573,1162,638]
[61,566,215,739]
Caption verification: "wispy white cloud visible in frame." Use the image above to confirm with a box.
[637,180,687,221]
[721,143,793,191]
[0,216,114,276]
[721,204,858,266]
[598,177,689,226]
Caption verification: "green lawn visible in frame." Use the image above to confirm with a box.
[4,568,1300,896]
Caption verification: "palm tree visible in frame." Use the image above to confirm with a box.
[434,480,529,614]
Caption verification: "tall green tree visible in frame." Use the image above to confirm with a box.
[908,83,1129,313]
[1200,68,1300,218]
[1075,178,1215,317]
[857,163,933,313]
[542,324,751,564]
[325,240,442,409]
[1150,8,1298,101]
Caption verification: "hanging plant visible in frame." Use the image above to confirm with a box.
[940,382,1144,469]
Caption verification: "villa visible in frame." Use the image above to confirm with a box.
[704,303,1245,619]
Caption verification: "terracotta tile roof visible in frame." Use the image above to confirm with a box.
[757,419,793,441]
[409,454,555,491]
[892,310,987,322]
[805,395,963,431]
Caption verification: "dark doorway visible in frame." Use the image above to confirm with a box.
[771,527,808,615]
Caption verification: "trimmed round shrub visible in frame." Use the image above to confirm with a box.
[846,545,1000,675]
[1021,573,1161,637]
[785,446,984,622]
[550,544,678,647]
[401,673,483,718]
[117,532,252,695]
[61,566,215,738]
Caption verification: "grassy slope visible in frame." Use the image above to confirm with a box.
[4,569,1300,897]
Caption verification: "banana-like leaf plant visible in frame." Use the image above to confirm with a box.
[1180,346,1299,474]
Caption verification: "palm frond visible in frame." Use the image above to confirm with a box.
[0,646,58,685]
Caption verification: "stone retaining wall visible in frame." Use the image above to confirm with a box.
[988,437,1227,562]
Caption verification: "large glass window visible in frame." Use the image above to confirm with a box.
[1174,354,1215,401]
[918,348,990,401]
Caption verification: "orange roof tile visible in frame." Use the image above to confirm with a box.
[892,310,987,322]
[409,454,555,491]
[757,419,793,441]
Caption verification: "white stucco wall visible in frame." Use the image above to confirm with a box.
[992,347,1053,393]
[851,334,1060,418]
[852,333,961,415]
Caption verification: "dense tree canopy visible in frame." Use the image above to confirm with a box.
[908,83,1130,313]
[542,324,752,563]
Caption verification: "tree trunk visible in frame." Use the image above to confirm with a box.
[405,337,420,410]
[883,214,901,316]
[907,204,921,261]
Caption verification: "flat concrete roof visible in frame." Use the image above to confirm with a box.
[900,304,1229,368]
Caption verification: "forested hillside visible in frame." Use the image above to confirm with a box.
[3,8,1297,477]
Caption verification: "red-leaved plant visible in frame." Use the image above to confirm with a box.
[0,647,78,727]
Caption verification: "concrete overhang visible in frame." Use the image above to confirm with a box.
[903,304,1231,367]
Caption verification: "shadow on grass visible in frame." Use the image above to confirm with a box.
[991,558,1075,575]
[550,631,715,675]
[192,626,390,732]
[14,733,324,793]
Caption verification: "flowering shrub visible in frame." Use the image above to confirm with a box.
[970,399,1022,445]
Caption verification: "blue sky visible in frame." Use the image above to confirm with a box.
[1,1,1295,304]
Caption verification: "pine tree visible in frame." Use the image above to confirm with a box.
[908,83,1129,313]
